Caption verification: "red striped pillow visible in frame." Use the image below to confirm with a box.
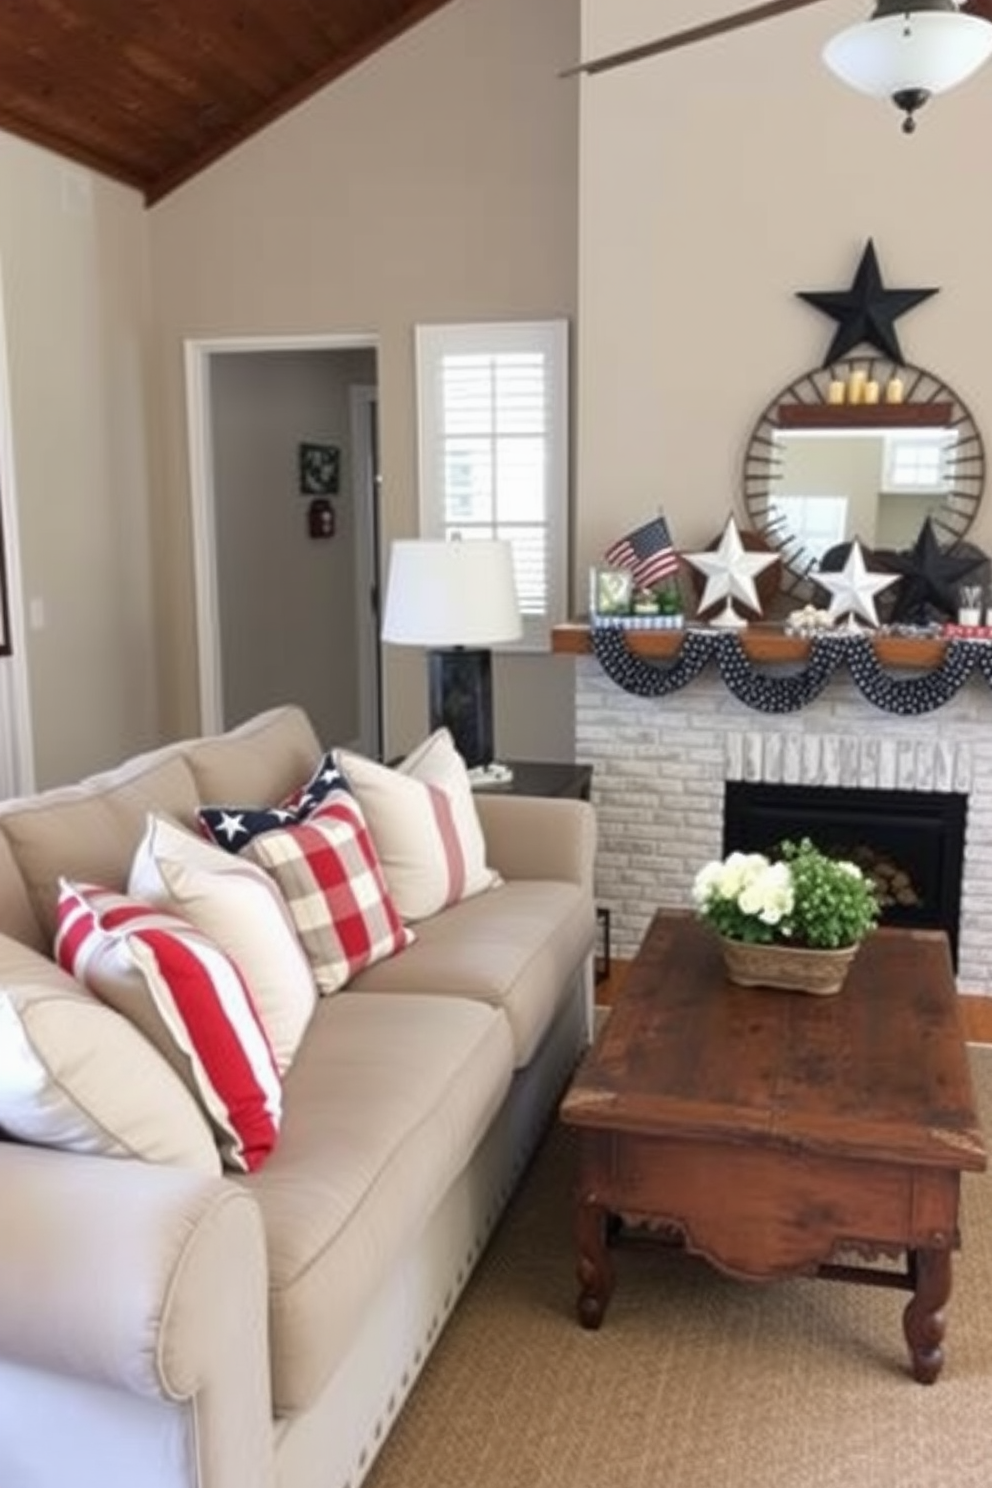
[55,881,281,1173]
[240,793,413,994]
[333,731,501,921]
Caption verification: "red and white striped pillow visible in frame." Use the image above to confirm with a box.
[55,881,282,1173]
[240,792,413,994]
[334,730,501,922]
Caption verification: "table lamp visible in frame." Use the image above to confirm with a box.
[381,538,522,781]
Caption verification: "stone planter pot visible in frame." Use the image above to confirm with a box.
[719,935,860,997]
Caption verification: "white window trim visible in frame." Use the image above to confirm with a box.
[415,319,569,653]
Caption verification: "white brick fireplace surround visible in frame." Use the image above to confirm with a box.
[575,657,992,995]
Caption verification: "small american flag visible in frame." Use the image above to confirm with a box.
[604,515,679,590]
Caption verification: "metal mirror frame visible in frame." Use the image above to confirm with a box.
[742,356,985,606]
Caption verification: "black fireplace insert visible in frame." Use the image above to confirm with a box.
[723,782,967,968]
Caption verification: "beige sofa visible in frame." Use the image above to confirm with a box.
[0,706,596,1488]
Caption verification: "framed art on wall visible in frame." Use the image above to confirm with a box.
[298,442,340,497]
[0,502,10,656]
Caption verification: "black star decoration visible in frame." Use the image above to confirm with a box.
[797,240,939,367]
[876,517,987,624]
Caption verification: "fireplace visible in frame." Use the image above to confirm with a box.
[574,656,992,993]
[723,783,967,967]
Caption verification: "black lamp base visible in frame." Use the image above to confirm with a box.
[427,648,494,769]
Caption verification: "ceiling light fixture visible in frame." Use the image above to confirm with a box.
[823,0,992,134]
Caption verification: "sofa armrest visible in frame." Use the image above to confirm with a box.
[0,1142,274,1488]
[474,794,596,890]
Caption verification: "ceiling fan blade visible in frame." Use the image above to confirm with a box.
[561,0,828,78]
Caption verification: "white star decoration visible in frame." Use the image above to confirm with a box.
[683,518,779,624]
[215,810,247,843]
[814,541,898,627]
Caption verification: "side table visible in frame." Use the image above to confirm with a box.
[473,760,592,802]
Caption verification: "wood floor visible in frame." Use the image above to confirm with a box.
[597,959,992,1043]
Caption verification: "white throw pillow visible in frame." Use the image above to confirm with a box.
[335,730,501,922]
[0,938,220,1173]
[129,813,317,1073]
[55,881,282,1173]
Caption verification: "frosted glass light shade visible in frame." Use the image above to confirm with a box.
[381,539,522,648]
[823,11,992,99]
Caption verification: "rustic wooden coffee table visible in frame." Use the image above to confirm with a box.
[559,911,987,1382]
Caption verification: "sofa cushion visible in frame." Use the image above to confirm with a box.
[129,814,317,1074]
[0,830,46,954]
[0,752,201,942]
[237,990,513,1415]
[240,796,413,995]
[55,882,282,1172]
[350,880,595,1068]
[183,705,323,808]
[0,935,221,1172]
[334,730,500,922]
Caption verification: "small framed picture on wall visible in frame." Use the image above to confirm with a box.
[298,442,340,496]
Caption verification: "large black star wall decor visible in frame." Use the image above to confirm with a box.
[876,517,988,624]
[797,240,939,367]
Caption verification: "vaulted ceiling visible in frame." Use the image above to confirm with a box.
[0,1,455,205]
[6,4,992,207]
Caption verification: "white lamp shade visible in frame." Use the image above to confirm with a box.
[381,539,523,648]
[823,11,992,99]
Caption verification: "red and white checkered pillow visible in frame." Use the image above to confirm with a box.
[239,792,413,995]
[55,881,282,1173]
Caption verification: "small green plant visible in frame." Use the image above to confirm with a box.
[654,581,683,615]
[692,837,880,950]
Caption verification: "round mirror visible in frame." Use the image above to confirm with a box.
[742,357,985,606]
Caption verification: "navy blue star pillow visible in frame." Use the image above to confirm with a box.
[198,753,351,852]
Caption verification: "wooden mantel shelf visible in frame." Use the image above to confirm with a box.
[776,401,953,430]
[552,622,950,671]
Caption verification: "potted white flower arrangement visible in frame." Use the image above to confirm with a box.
[691,837,880,995]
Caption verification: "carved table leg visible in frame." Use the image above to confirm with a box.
[903,1248,952,1384]
[576,1200,614,1329]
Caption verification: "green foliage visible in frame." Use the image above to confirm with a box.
[777,838,880,948]
[654,582,683,615]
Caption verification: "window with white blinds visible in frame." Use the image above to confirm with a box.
[415,320,568,651]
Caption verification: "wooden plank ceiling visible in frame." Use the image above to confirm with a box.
[0,0,455,204]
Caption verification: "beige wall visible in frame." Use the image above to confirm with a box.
[6,0,992,784]
[148,0,580,761]
[0,136,156,786]
[577,0,992,592]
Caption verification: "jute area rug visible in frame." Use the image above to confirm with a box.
[365,1044,992,1488]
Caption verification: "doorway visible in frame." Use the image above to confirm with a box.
[186,334,383,756]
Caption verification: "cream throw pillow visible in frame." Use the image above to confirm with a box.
[0,937,220,1173]
[129,814,317,1073]
[334,730,500,922]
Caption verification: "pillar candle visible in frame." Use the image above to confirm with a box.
[864,380,880,405]
[827,380,846,405]
[847,369,867,404]
[885,377,904,404]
